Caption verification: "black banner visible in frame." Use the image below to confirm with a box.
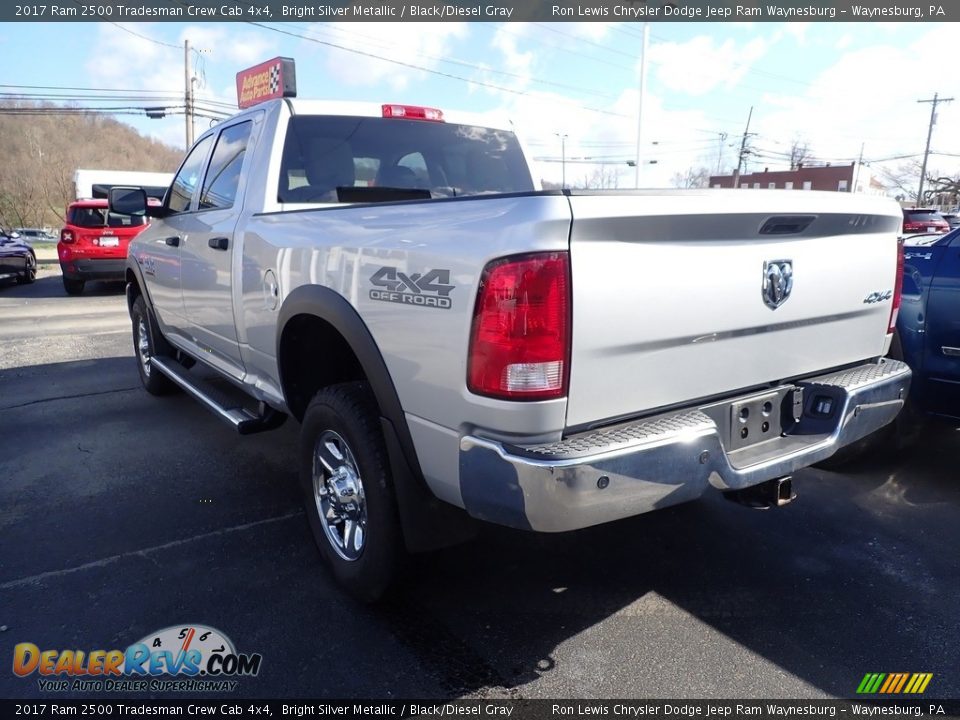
[3,1,959,23]
[2,699,960,719]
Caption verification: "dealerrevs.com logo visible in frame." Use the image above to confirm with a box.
[13,624,262,693]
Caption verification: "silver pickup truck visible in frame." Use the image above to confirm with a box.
[112,97,910,601]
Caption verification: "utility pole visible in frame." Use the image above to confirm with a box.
[633,21,649,188]
[716,131,728,174]
[917,92,953,206]
[852,142,865,193]
[184,39,194,148]
[731,106,753,189]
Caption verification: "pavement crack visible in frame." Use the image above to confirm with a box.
[0,510,305,590]
[0,386,140,411]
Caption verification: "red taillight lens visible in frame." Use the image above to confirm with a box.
[888,238,904,333]
[381,104,444,122]
[60,229,74,243]
[467,252,570,400]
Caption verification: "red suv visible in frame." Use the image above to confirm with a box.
[58,199,151,295]
[902,207,949,235]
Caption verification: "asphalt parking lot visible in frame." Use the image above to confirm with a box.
[1,263,959,701]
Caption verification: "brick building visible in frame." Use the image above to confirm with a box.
[709,162,885,194]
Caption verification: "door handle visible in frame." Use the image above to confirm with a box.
[208,237,229,251]
[164,236,180,247]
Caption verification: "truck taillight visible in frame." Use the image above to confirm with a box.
[467,252,570,400]
[60,229,74,244]
[889,238,904,333]
[381,104,444,122]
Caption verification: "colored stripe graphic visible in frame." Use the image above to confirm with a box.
[893,674,909,693]
[857,672,932,694]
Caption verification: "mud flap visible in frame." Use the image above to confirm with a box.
[380,417,478,553]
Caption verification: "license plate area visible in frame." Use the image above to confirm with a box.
[99,237,119,248]
[727,389,786,451]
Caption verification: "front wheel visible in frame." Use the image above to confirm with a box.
[17,254,36,284]
[300,382,404,602]
[130,295,177,396]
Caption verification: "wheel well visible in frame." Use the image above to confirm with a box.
[279,314,367,422]
[125,268,142,314]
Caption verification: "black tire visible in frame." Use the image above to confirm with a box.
[300,382,403,602]
[62,277,85,296]
[130,295,177,396]
[17,253,37,284]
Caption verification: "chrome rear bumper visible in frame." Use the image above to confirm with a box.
[459,359,911,532]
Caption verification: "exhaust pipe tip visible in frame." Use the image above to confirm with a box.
[724,476,796,509]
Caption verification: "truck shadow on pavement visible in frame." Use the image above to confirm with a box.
[0,274,125,300]
[378,424,960,698]
[2,354,958,699]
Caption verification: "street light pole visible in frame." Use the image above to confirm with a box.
[184,39,194,148]
[555,133,568,188]
[634,21,649,189]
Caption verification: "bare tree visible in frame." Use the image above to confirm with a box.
[877,161,923,203]
[574,166,622,190]
[925,173,960,209]
[789,138,812,170]
[0,101,183,228]
[671,166,711,189]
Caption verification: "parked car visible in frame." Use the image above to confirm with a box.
[902,207,949,234]
[58,199,152,296]
[0,230,37,286]
[14,227,58,243]
[940,213,960,230]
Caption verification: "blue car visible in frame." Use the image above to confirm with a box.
[898,229,960,422]
[0,230,37,286]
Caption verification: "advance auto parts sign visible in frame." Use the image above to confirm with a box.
[236,57,297,109]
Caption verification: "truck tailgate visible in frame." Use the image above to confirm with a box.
[565,190,903,429]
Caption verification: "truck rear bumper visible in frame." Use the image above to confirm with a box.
[459,359,911,532]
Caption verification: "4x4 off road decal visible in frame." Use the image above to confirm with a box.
[369,266,454,309]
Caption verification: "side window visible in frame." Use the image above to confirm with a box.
[199,121,253,211]
[167,135,214,214]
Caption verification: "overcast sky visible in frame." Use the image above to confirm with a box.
[3,20,959,190]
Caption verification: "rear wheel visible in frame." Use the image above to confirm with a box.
[131,295,176,396]
[17,254,36,284]
[62,277,84,295]
[300,382,403,602]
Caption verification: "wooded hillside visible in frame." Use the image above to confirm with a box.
[0,102,184,229]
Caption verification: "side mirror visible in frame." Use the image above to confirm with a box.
[108,186,156,218]
[107,187,166,217]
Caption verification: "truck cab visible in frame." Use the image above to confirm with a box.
[899,230,960,420]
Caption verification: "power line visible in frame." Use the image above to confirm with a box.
[106,22,181,50]
[286,22,620,102]
[247,22,630,119]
